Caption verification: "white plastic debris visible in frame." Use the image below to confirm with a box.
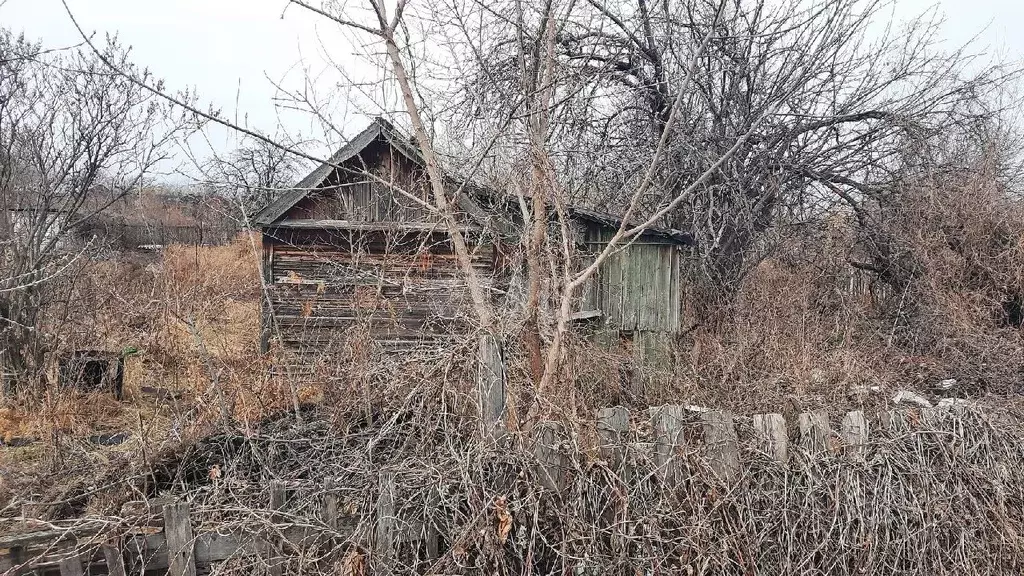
[935,378,958,391]
[892,390,933,408]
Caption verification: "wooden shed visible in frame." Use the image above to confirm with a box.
[576,213,689,363]
[254,118,693,369]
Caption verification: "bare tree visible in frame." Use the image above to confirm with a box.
[204,136,308,222]
[58,0,1018,417]
[0,28,197,392]
[462,0,1015,318]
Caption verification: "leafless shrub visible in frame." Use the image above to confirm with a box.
[10,391,1024,575]
[0,29,200,394]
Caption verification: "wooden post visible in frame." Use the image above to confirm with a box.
[533,421,565,492]
[879,410,907,434]
[596,407,630,482]
[752,413,788,462]
[424,487,440,562]
[267,481,287,576]
[375,474,397,570]
[841,410,869,457]
[163,501,197,576]
[58,555,85,576]
[798,410,831,454]
[702,410,740,483]
[323,478,341,532]
[103,544,128,576]
[476,333,506,439]
[651,405,687,485]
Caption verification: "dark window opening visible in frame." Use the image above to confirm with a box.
[58,351,124,400]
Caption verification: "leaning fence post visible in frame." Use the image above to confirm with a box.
[163,501,197,576]
[702,410,740,483]
[798,410,831,455]
[476,333,506,440]
[597,407,631,482]
[752,413,788,462]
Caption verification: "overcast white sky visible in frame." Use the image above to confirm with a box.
[2,0,1022,176]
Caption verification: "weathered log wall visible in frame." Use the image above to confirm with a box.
[261,227,496,365]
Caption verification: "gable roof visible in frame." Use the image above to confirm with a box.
[568,206,694,245]
[254,117,693,246]
[255,118,493,227]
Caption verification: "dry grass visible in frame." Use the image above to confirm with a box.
[2,167,1023,559]
[0,233,278,442]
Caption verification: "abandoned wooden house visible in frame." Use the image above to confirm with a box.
[254,118,693,369]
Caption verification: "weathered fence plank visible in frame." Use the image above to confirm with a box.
[752,413,788,462]
[375,474,397,570]
[702,410,740,482]
[597,406,630,481]
[879,410,907,433]
[533,421,565,492]
[841,410,869,457]
[267,481,287,576]
[477,333,506,439]
[58,554,84,576]
[102,544,127,576]
[652,405,687,484]
[323,478,341,532]
[424,487,441,562]
[163,501,197,576]
[798,410,831,454]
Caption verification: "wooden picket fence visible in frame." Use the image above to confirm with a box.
[1,480,386,576]
[1,401,946,576]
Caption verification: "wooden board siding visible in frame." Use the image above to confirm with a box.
[262,228,495,365]
[288,144,450,225]
[582,227,682,333]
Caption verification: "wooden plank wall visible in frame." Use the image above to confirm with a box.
[581,226,682,368]
[582,227,681,334]
[262,228,496,364]
[288,146,452,226]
